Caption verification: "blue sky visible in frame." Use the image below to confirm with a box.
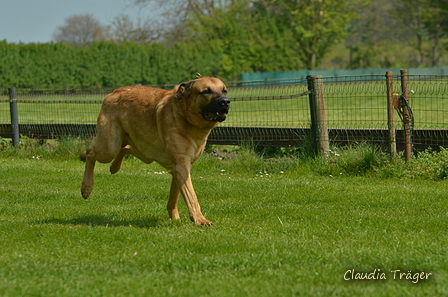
[1,0,153,43]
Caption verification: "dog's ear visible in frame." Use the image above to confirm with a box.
[175,80,195,99]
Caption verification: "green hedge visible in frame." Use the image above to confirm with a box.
[0,40,223,88]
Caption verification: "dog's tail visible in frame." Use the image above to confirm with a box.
[79,151,87,162]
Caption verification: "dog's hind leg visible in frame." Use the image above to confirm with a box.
[110,145,133,174]
[81,120,124,199]
[81,146,97,199]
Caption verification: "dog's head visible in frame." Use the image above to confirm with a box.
[175,77,230,128]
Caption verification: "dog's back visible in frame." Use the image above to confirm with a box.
[102,85,172,109]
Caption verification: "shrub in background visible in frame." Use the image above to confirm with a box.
[378,147,448,180]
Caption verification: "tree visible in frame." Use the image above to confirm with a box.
[261,0,360,69]
[345,0,393,68]
[437,0,448,34]
[149,0,360,70]
[391,0,447,66]
[110,14,160,44]
[179,0,301,78]
[53,14,107,46]
[133,0,234,45]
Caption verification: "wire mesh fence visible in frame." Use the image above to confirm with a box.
[1,73,448,151]
[0,88,112,123]
[403,75,448,151]
[223,80,311,128]
[408,75,448,129]
[322,75,389,129]
[313,74,448,151]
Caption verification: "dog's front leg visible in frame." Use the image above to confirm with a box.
[167,178,181,220]
[171,164,212,226]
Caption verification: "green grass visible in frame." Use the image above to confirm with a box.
[0,142,447,296]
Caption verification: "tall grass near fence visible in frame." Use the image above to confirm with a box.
[3,137,448,181]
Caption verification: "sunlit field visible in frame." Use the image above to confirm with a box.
[0,144,447,296]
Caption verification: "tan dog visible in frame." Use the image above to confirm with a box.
[81,77,230,226]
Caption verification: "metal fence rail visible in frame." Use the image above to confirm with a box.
[1,73,448,152]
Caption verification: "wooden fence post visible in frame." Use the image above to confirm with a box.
[400,69,412,162]
[385,71,396,158]
[307,75,330,156]
[9,88,20,147]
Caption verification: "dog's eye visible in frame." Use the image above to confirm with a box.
[222,89,227,94]
[201,88,213,95]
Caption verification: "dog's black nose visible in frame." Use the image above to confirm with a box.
[219,97,230,107]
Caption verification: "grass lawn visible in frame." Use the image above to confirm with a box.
[0,152,447,296]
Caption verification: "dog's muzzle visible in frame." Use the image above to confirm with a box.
[202,97,230,122]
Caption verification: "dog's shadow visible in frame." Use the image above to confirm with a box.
[38,215,160,228]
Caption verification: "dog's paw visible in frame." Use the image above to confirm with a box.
[110,165,119,174]
[81,190,90,199]
[168,211,181,221]
[81,183,92,199]
[194,218,213,227]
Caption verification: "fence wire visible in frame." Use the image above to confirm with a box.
[1,74,448,150]
[322,75,389,129]
[223,81,311,128]
[407,75,448,129]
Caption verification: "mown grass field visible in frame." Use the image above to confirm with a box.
[0,143,447,296]
[1,79,447,128]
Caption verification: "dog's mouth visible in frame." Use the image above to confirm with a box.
[203,109,229,122]
[202,97,230,122]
